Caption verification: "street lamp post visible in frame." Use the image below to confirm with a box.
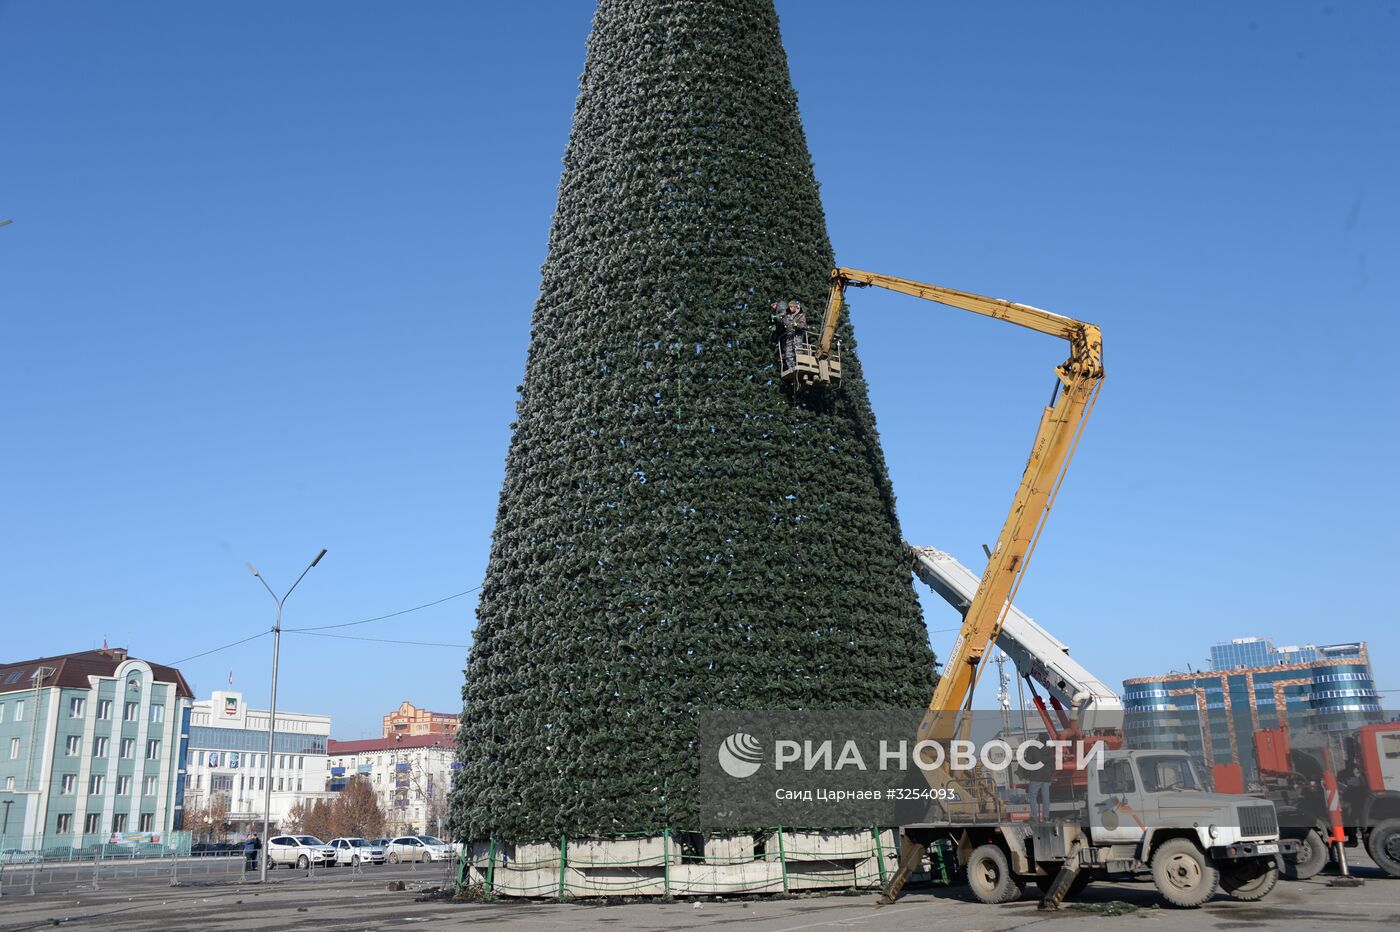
[246,548,326,883]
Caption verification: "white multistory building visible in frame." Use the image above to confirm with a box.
[326,734,455,837]
[183,691,333,835]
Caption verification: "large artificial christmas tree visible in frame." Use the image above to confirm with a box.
[453,0,936,841]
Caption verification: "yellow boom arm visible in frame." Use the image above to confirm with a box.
[821,268,1103,746]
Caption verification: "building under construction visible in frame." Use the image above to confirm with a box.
[1122,637,1383,779]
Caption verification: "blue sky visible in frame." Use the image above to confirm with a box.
[2,1,1396,737]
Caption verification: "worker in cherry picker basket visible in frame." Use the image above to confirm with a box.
[773,298,807,371]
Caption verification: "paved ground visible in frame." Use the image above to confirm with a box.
[0,855,1395,931]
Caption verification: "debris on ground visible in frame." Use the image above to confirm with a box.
[1068,901,1138,916]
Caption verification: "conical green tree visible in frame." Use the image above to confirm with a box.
[453,0,936,841]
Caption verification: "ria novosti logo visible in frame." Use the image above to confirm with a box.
[715,733,1105,778]
[717,733,764,778]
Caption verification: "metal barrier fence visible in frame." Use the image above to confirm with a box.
[0,838,463,897]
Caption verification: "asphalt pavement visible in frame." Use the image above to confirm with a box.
[0,853,1395,931]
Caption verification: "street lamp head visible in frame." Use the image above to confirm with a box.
[245,562,260,577]
[310,549,328,568]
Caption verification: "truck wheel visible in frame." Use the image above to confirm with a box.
[1367,819,1400,878]
[1220,858,1278,901]
[1282,831,1328,881]
[1150,838,1218,908]
[966,844,1023,904]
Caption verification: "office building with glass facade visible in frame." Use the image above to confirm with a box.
[1123,638,1383,779]
[182,691,332,835]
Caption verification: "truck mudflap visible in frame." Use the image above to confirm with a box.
[1211,839,1298,860]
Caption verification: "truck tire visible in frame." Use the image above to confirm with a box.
[1367,819,1400,878]
[1220,858,1279,900]
[1282,831,1328,881]
[966,843,1023,904]
[1150,838,1218,908]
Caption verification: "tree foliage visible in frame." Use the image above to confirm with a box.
[452,0,937,842]
[298,779,387,840]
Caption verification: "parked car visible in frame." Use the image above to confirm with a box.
[326,837,386,866]
[414,836,458,861]
[264,835,335,869]
[385,836,450,863]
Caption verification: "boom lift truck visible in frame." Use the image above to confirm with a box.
[784,269,1291,908]
[1227,719,1400,880]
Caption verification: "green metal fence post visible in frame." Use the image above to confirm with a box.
[486,839,497,895]
[558,833,567,900]
[663,827,671,898]
[776,827,789,894]
[871,827,888,888]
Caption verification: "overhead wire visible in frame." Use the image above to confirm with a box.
[285,586,481,632]
[288,630,471,649]
[165,630,268,667]
[159,584,481,668]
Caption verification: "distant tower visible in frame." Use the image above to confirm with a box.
[451,0,937,843]
[994,651,1012,737]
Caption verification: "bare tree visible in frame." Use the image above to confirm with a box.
[334,777,386,839]
[184,794,231,842]
[303,799,335,842]
[284,801,307,835]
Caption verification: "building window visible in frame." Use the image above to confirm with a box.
[84,813,100,834]
[258,777,265,790]
[276,778,284,791]
[117,775,132,795]
[195,775,202,790]
[150,705,164,724]
[65,735,81,756]
[0,703,5,722]
[89,774,105,795]
[211,774,233,793]
[146,739,160,760]
[70,697,86,717]
[8,737,18,759]
[3,776,12,790]
[112,813,127,833]
[93,737,109,757]
[61,774,76,795]
[197,750,205,766]
[120,738,135,759]
[139,813,153,832]
[15,700,23,722]
[296,778,303,791]
[124,702,138,722]
[57,813,72,834]
[297,756,304,770]
[97,699,112,720]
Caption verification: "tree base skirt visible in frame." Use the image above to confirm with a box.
[460,827,938,898]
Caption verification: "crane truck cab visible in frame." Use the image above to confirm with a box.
[914,748,1293,908]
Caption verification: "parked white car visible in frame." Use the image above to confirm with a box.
[385,835,451,863]
[415,835,458,860]
[265,834,335,869]
[326,837,386,866]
